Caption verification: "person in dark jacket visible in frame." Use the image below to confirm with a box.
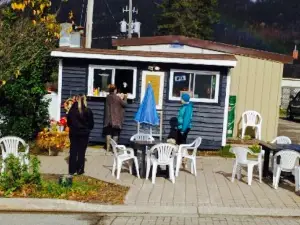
[67,94,94,175]
[104,84,127,151]
[177,93,193,145]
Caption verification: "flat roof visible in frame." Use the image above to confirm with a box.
[112,36,293,64]
[51,47,237,67]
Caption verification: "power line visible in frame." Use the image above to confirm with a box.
[79,0,86,27]
[103,0,117,22]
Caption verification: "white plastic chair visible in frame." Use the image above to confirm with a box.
[0,136,29,173]
[110,139,140,180]
[130,133,155,142]
[175,137,202,177]
[272,150,300,191]
[270,136,292,171]
[271,136,292,145]
[231,146,264,185]
[146,143,177,184]
[241,111,262,140]
[130,133,154,168]
[294,166,300,191]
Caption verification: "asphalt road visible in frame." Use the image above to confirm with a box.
[278,118,300,143]
[1,213,300,225]
[0,213,101,225]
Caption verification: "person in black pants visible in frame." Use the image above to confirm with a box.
[177,128,191,145]
[67,95,94,175]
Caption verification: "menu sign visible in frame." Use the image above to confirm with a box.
[145,75,161,106]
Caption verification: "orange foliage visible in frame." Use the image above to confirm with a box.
[36,119,70,152]
[10,0,61,39]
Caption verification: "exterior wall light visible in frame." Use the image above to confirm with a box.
[148,65,160,71]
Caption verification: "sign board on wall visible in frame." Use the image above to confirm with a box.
[174,75,187,82]
[141,71,164,110]
[145,75,161,106]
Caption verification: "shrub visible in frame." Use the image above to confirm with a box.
[0,0,63,141]
[0,18,57,140]
[219,145,234,158]
[0,154,41,194]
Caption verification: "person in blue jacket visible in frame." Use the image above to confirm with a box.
[177,93,193,144]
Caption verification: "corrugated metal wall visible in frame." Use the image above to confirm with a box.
[230,55,283,141]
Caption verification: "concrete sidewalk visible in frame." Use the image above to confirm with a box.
[39,148,300,210]
[1,198,300,217]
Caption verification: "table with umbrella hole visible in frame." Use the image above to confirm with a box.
[130,140,171,179]
[133,83,163,178]
[259,141,300,178]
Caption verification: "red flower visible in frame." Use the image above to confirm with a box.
[59,117,67,126]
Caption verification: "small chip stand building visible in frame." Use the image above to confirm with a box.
[51,47,237,149]
[112,36,294,141]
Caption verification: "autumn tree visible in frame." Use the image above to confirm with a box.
[0,0,66,140]
[157,0,220,39]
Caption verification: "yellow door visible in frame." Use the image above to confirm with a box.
[141,71,165,110]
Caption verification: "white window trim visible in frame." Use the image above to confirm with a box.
[57,59,63,121]
[141,71,165,110]
[88,64,137,99]
[168,69,220,103]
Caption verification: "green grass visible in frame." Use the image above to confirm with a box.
[218,145,234,158]
[196,144,262,158]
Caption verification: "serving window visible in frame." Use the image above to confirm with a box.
[169,69,220,103]
[88,65,137,99]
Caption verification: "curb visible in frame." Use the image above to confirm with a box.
[0,198,196,215]
[0,198,300,217]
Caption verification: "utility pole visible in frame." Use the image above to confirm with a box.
[85,0,94,48]
[128,0,133,38]
[122,0,139,38]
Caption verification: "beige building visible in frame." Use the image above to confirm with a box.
[113,36,293,141]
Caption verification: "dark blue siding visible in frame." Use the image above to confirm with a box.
[60,58,228,149]
[162,71,227,149]
[61,62,87,100]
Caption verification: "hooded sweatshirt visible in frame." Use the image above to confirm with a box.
[67,102,94,136]
[177,102,193,133]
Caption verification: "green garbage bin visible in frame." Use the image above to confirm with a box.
[227,96,236,138]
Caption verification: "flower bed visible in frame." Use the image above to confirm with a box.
[226,138,260,145]
[36,130,70,155]
[1,174,129,204]
[0,155,128,204]
[36,117,70,155]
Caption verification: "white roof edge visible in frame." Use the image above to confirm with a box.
[51,51,237,67]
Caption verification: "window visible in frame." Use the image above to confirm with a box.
[93,68,112,93]
[88,65,137,99]
[169,69,220,103]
